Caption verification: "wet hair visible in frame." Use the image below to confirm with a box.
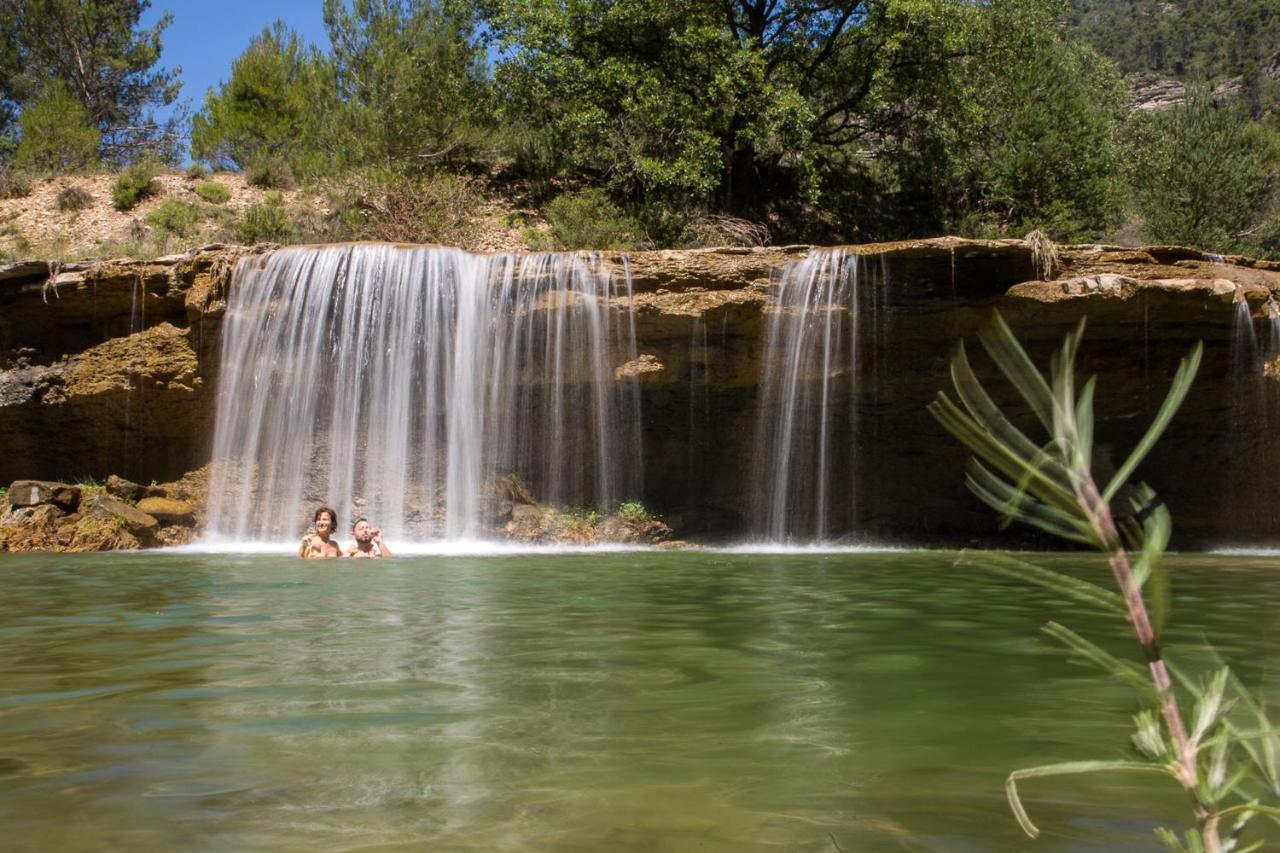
[352,516,369,531]
[314,506,338,527]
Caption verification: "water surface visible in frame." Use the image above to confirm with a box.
[1,550,1277,851]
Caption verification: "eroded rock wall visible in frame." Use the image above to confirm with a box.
[0,247,256,485]
[3,239,1278,548]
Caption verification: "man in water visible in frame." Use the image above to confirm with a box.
[298,506,344,559]
[348,517,393,558]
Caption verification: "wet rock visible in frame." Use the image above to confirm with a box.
[8,480,81,511]
[136,496,194,524]
[82,494,159,538]
[596,514,673,545]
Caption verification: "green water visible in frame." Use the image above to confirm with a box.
[1,551,1277,851]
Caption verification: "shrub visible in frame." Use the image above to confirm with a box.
[14,81,101,174]
[356,171,477,245]
[146,199,204,236]
[616,500,653,522]
[532,188,637,250]
[112,163,160,211]
[245,153,293,189]
[0,167,33,200]
[185,163,208,180]
[194,181,231,204]
[235,192,291,243]
[55,186,94,213]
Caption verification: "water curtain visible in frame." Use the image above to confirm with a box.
[752,249,864,541]
[205,244,641,542]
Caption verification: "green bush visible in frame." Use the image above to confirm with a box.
[194,181,231,204]
[112,163,160,211]
[616,500,653,522]
[531,189,637,250]
[146,199,204,236]
[0,167,33,200]
[235,191,291,243]
[1128,89,1276,252]
[244,153,293,189]
[55,185,94,212]
[184,163,207,180]
[14,81,101,174]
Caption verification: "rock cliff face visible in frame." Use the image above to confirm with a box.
[3,238,1278,548]
[0,247,254,486]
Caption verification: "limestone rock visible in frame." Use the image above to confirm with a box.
[82,494,159,538]
[136,496,194,524]
[596,514,673,545]
[8,480,81,511]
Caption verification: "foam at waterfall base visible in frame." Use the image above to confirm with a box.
[173,536,653,556]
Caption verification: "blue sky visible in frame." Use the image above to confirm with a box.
[143,1,327,116]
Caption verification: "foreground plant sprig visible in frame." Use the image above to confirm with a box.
[929,312,1280,852]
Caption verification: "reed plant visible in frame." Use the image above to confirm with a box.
[929,312,1280,852]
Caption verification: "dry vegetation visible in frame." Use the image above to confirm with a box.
[0,170,535,261]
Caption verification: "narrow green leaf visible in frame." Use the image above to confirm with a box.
[1192,668,1232,746]
[966,461,1095,543]
[1216,803,1280,820]
[1154,827,1186,852]
[1103,342,1203,502]
[1074,375,1097,473]
[930,394,1082,517]
[950,341,1050,466]
[1006,759,1174,838]
[957,553,1125,616]
[1042,621,1152,693]
[976,310,1057,434]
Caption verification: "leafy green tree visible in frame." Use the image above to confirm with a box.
[0,0,182,164]
[1070,0,1280,80]
[322,0,493,171]
[13,81,101,173]
[929,6,1130,240]
[482,0,1127,241]
[191,23,330,173]
[1128,88,1276,251]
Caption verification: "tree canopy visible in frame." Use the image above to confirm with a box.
[0,0,182,164]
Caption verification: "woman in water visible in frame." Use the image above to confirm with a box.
[298,506,343,559]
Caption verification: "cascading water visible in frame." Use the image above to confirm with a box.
[751,249,864,542]
[205,244,641,543]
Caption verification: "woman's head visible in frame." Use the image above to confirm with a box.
[313,506,338,534]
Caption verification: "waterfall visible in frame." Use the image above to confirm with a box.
[751,249,863,542]
[205,244,641,543]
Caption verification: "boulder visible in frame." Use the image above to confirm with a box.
[105,474,145,502]
[136,496,195,524]
[82,494,159,538]
[8,480,81,511]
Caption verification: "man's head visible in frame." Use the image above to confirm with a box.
[353,517,373,543]
[314,506,337,536]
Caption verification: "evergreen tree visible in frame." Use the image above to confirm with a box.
[13,81,101,173]
[190,23,331,172]
[0,0,182,164]
[1129,88,1276,251]
[322,0,493,171]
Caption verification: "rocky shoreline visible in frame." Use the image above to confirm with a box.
[0,468,674,552]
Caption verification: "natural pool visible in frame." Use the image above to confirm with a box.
[1,550,1277,851]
